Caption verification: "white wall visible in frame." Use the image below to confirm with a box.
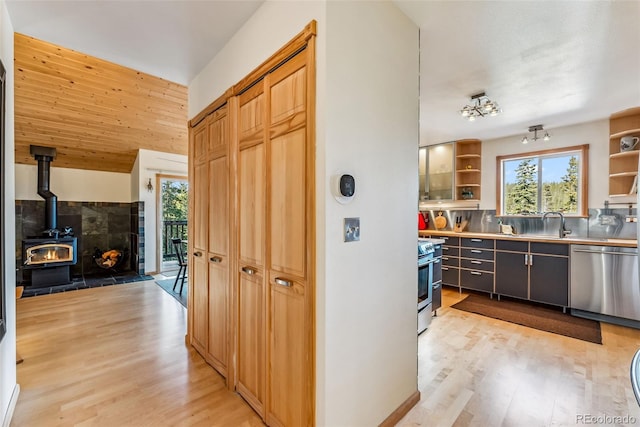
[15,164,131,202]
[481,119,611,210]
[135,149,187,274]
[323,2,419,425]
[190,1,419,425]
[0,0,17,424]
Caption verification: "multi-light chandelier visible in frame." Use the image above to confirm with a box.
[521,124,550,144]
[459,92,501,121]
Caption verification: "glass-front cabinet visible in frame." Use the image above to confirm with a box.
[419,142,454,201]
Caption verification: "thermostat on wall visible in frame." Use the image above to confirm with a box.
[332,173,356,204]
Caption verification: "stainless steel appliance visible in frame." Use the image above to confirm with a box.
[418,239,435,334]
[418,238,444,334]
[571,245,640,324]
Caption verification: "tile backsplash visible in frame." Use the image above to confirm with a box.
[421,208,637,240]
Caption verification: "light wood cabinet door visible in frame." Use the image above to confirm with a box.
[205,108,230,378]
[266,54,312,427]
[237,86,267,417]
[189,118,209,356]
[207,255,228,376]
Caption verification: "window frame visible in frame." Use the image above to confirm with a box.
[496,144,589,217]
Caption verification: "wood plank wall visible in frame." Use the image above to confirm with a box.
[14,33,188,173]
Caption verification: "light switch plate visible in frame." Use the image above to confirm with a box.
[344,217,360,242]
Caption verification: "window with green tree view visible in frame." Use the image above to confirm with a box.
[497,145,588,216]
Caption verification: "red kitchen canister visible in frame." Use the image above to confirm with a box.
[418,212,427,230]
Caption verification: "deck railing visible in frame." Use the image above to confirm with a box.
[163,220,187,261]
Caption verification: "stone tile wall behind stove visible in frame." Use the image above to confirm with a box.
[15,201,145,277]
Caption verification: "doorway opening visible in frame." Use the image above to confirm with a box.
[157,175,188,274]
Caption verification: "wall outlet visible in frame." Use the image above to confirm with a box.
[600,215,618,225]
[344,217,360,242]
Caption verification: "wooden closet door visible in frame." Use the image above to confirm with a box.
[190,119,209,355]
[266,52,311,427]
[236,84,267,417]
[206,106,230,377]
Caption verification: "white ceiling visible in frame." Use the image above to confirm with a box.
[6,0,640,144]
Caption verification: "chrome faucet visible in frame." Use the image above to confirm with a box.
[541,211,571,238]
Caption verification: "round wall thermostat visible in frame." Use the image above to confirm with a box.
[332,173,356,204]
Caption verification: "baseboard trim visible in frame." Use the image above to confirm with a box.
[2,384,20,427]
[379,389,420,427]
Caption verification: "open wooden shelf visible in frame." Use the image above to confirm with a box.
[610,128,640,139]
[610,150,640,159]
[609,107,640,197]
[455,139,482,201]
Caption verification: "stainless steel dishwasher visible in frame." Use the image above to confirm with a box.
[571,245,640,322]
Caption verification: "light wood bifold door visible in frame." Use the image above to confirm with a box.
[188,21,316,427]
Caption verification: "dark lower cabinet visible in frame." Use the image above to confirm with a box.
[442,265,459,286]
[460,269,494,293]
[530,254,568,306]
[495,251,528,299]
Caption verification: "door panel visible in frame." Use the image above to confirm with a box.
[207,257,228,376]
[237,271,265,416]
[208,156,228,256]
[268,279,306,427]
[238,144,265,267]
[193,162,208,252]
[191,251,208,353]
[269,128,306,278]
[208,106,227,159]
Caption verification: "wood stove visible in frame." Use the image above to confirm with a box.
[23,237,78,286]
[21,145,79,288]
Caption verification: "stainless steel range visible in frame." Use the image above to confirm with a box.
[418,238,444,334]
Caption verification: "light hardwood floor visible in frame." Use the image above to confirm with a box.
[399,287,640,427]
[13,282,640,426]
[11,280,264,427]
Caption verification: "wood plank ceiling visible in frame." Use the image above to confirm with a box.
[14,33,188,173]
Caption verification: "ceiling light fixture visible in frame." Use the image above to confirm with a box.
[460,92,501,121]
[521,124,550,144]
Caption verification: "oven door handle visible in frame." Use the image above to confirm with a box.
[418,258,437,268]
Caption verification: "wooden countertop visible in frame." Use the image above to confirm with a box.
[419,230,638,248]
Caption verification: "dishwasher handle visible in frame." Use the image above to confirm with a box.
[573,249,638,256]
